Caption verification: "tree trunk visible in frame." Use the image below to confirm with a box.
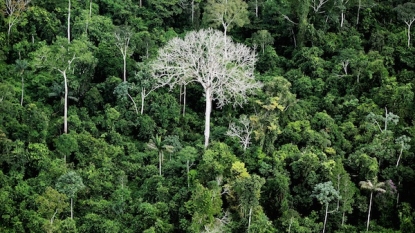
[342,211,345,226]
[7,23,12,39]
[204,88,212,148]
[366,191,373,232]
[159,152,162,176]
[341,11,345,28]
[191,0,195,24]
[396,146,403,167]
[248,206,252,232]
[20,75,24,106]
[407,25,411,48]
[323,202,328,233]
[50,208,58,224]
[70,197,73,220]
[291,28,297,48]
[68,0,71,43]
[356,0,361,25]
[64,71,68,134]
[187,159,190,188]
[127,93,139,115]
[183,85,186,116]
[86,0,92,34]
[255,0,258,17]
[223,24,228,58]
[123,54,127,82]
[141,88,145,115]
[146,42,149,59]
[288,217,293,233]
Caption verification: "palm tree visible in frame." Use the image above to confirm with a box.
[359,177,386,232]
[147,135,174,176]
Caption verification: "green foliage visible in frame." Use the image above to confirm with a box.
[203,0,250,32]
[1,1,415,232]
[56,171,85,199]
[311,181,341,205]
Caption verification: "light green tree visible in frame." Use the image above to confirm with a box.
[232,162,265,232]
[311,181,341,233]
[252,30,274,55]
[56,171,85,220]
[203,0,249,55]
[36,187,69,233]
[395,135,411,167]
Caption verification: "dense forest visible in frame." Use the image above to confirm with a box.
[1,0,415,232]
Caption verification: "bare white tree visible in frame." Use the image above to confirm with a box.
[151,28,260,148]
[115,26,134,83]
[226,115,253,151]
[4,0,31,37]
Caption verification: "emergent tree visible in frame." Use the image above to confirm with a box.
[151,28,260,148]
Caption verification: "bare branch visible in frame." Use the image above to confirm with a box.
[311,0,328,13]
[282,14,298,25]
[226,115,253,151]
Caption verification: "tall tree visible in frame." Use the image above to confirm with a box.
[252,30,274,55]
[395,3,415,47]
[203,0,249,37]
[56,171,85,220]
[147,134,174,176]
[395,135,411,167]
[311,181,341,233]
[203,0,249,56]
[151,29,260,148]
[134,62,158,115]
[3,0,31,38]
[31,37,96,134]
[231,162,265,232]
[359,177,386,232]
[114,26,134,83]
[14,59,28,106]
